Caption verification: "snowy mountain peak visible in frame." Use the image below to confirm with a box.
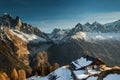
[74,23,83,31]
[0,14,49,43]
[92,21,101,25]
[2,13,13,19]
[84,22,91,26]
[50,19,120,43]
[51,28,61,34]
[68,23,83,35]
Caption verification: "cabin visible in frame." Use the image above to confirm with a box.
[71,55,105,70]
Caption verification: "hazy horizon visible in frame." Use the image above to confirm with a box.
[1,0,120,32]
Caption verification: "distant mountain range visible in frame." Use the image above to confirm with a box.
[47,18,120,66]
[49,20,120,43]
[0,13,120,79]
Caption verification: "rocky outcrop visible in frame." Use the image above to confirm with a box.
[0,28,31,77]
[97,67,120,80]
[0,13,49,39]
[14,16,22,31]
[70,23,83,34]
[2,27,30,66]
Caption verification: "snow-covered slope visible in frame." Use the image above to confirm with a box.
[71,32,120,42]
[49,28,70,43]
[104,74,120,80]
[28,66,73,80]
[10,30,47,43]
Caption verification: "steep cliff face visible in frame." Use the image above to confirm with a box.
[0,33,31,77]
[2,28,30,65]
[14,16,22,31]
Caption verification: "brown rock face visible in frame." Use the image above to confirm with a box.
[0,28,31,77]
[14,16,22,31]
[98,67,120,80]
[3,27,30,65]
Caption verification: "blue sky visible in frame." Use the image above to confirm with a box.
[0,0,120,32]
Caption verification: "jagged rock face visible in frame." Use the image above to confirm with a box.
[4,28,29,55]
[21,23,48,39]
[0,34,31,77]
[70,23,83,34]
[14,16,22,31]
[2,28,30,66]
[0,13,14,27]
[0,13,49,39]
[51,28,61,34]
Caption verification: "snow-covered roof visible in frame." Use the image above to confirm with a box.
[71,55,104,70]
[71,55,98,70]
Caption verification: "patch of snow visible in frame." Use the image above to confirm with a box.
[71,32,120,42]
[27,76,48,80]
[73,70,89,79]
[27,67,73,80]
[10,30,47,43]
[73,69,101,80]
[104,74,120,80]
[88,69,101,74]
[48,67,73,80]
[71,32,87,41]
